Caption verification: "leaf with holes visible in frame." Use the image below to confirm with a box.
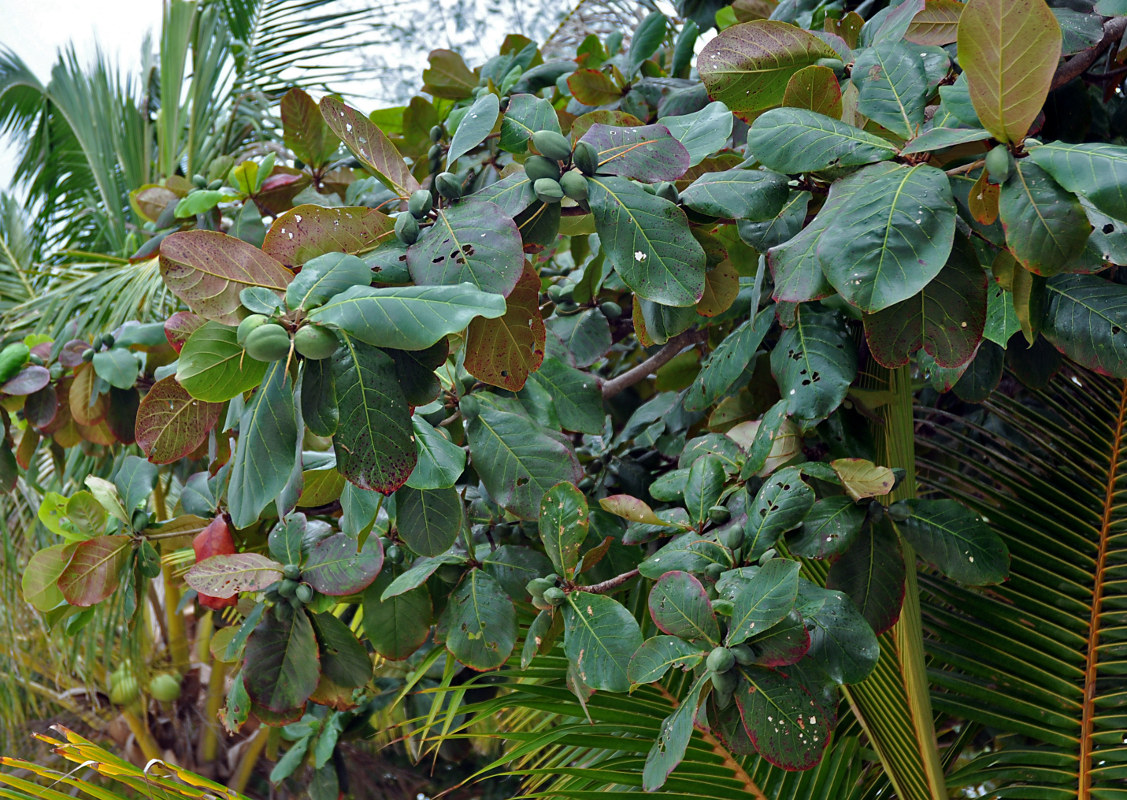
[176,321,267,403]
[999,161,1091,276]
[745,467,815,560]
[464,263,544,391]
[818,163,956,312]
[407,200,523,297]
[577,124,690,182]
[698,21,836,113]
[747,108,898,174]
[135,377,222,464]
[770,307,856,424]
[957,0,1061,144]
[563,591,643,692]
[263,207,392,269]
[320,97,418,196]
[897,498,1009,584]
[587,175,705,307]
[244,603,320,714]
[184,553,283,598]
[727,558,801,646]
[57,535,131,607]
[648,570,720,644]
[644,673,708,791]
[159,231,292,325]
[735,665,833,769]
[1043,274,1127,378]
[396,486,463,557]
[303,532,384,595]
[538,482,588,578]
[441,569,516,670]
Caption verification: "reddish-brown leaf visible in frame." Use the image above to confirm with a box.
[193,515,238,610]
[568,69,624,107]
[164,311,205,353]
[262,205,395,267]
[135,377,222,464]
[57,535,132,607]
[320,97,419,197]
[464,264,546,390]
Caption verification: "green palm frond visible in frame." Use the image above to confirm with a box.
[416,650,873,800]
[917,367,1127,798]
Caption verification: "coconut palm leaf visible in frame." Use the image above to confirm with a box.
[916,367,1127,798]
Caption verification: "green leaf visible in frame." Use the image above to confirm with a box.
[862,236,987,369]
[734,665,833,769]
[587,175,706,307]
[301,357,338,437]
[363,571,431,660]
[545,308,612,368]
[461,393,582,520]
[902,125,993,155]
[1027,141,1127,223]
[483,544,553,600]
[176,321,267,402]
[698,21,836,113]
[684,311,772,412]
[648,570,720,644]
[525,357,604,435]
[627,635,704,684]
[826,518,905,636]
[244,603,319,714]
[407,200,525,297]
[396,486,463,557]
[770,307,856,423]
[727,558,801,646]
[852,42,928,139]
[500,93,561,153]
[577,124,691,182]
[303,532,384,595]
[984,284,1022,346]
[285,252,372,311]
[680,168,789,221]
[639,531,730,579]
[998,160,1091,276]
[628,11,668,75]
[643,673,707,791]
[423,49,478,99]
[470,173,537,222]
[91,349,140,390]
[538,482,589,577]
[746,108,899,173]
[320,97,418,196]
[332,335,416,494]
[309,282,506,352]
[442,569,516,670]
[745,467,815,560]
[818,163,956,312]
[381,554,462,600]
[159,231,292,326]
[268,515,306,565]
[751,610,811,666]
[57,535,131,607]
[310,611,371,688]
[184,553,283,598]
[659,101,734,167]
[684,455,726,529]
[22,544,74,611]
[799,584,880,683]
[563,591,643,693]
[406,416,466,490]
[133,376,220,461]
[1043,274,1127,377]
[281,88,340,169]
[897,498,1009,584]
[263,205,393,269]
[227,360,298,529]
[956,0,1062,144]
[448,92,499,166]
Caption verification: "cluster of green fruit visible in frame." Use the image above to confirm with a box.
[526,574,566,610]
[524,130,594,205]
[277,563,315,605]
[704,644,755,705]
[236,316,337,362]
[393,188,436,245]
[106,662,182,705]
[191,172,225,192]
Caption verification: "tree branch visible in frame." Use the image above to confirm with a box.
[1051,16,1127,91]
[601,329,707,399]
[582,568,639,594]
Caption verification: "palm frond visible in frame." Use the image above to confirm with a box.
[917,367,1127,798]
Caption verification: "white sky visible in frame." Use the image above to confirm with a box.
[0,0,162,190]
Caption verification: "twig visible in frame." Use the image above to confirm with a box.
[601,329,707,399]
[945,158,986,177]
[1051,16,1127,91]
[438,410,462,427]
[582,568,639,594]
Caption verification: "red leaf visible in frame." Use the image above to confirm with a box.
[193,515,238,610]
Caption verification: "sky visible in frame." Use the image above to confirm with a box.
[0,0,163,191]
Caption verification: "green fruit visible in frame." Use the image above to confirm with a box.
[572,141,600,175]
[131,509,151,531]
[294,325,338,360]
[985,144,1014,185]
[408,189,433,218]
[192,174,207,189]
[395,212,420,245]
[295,583,314,604]
[815,57,845,74]
[109,673,140,705]
[428,143,444,161]
[655,182,680,204]
[49,363,64,381]
[534,178,564,204]
[429,125,443,142]
[709,505,731,525]
[559,170,588,201]
[527,577,555,597]
[207,179,223,191]
[279,578,298,597]
[386,544,403,564]
[730,645,755,666]
[710,668,738,694]
[149,673,182,702]
[532,595,552,611]
[707,646,736,673]
[599,301,622,319]
[0,342,30,383]
[532,130,572,161]
[711,599,734,616]
[719,527,744,550]
[283,564,301,580]
[82,348,95,363]
[236,314,269,346]
[244,323,291,361]
[704,562,725,580]
[28,353,44,366]
[542,586,566,606]
[524,155,561,182]
[435,172,462,200]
